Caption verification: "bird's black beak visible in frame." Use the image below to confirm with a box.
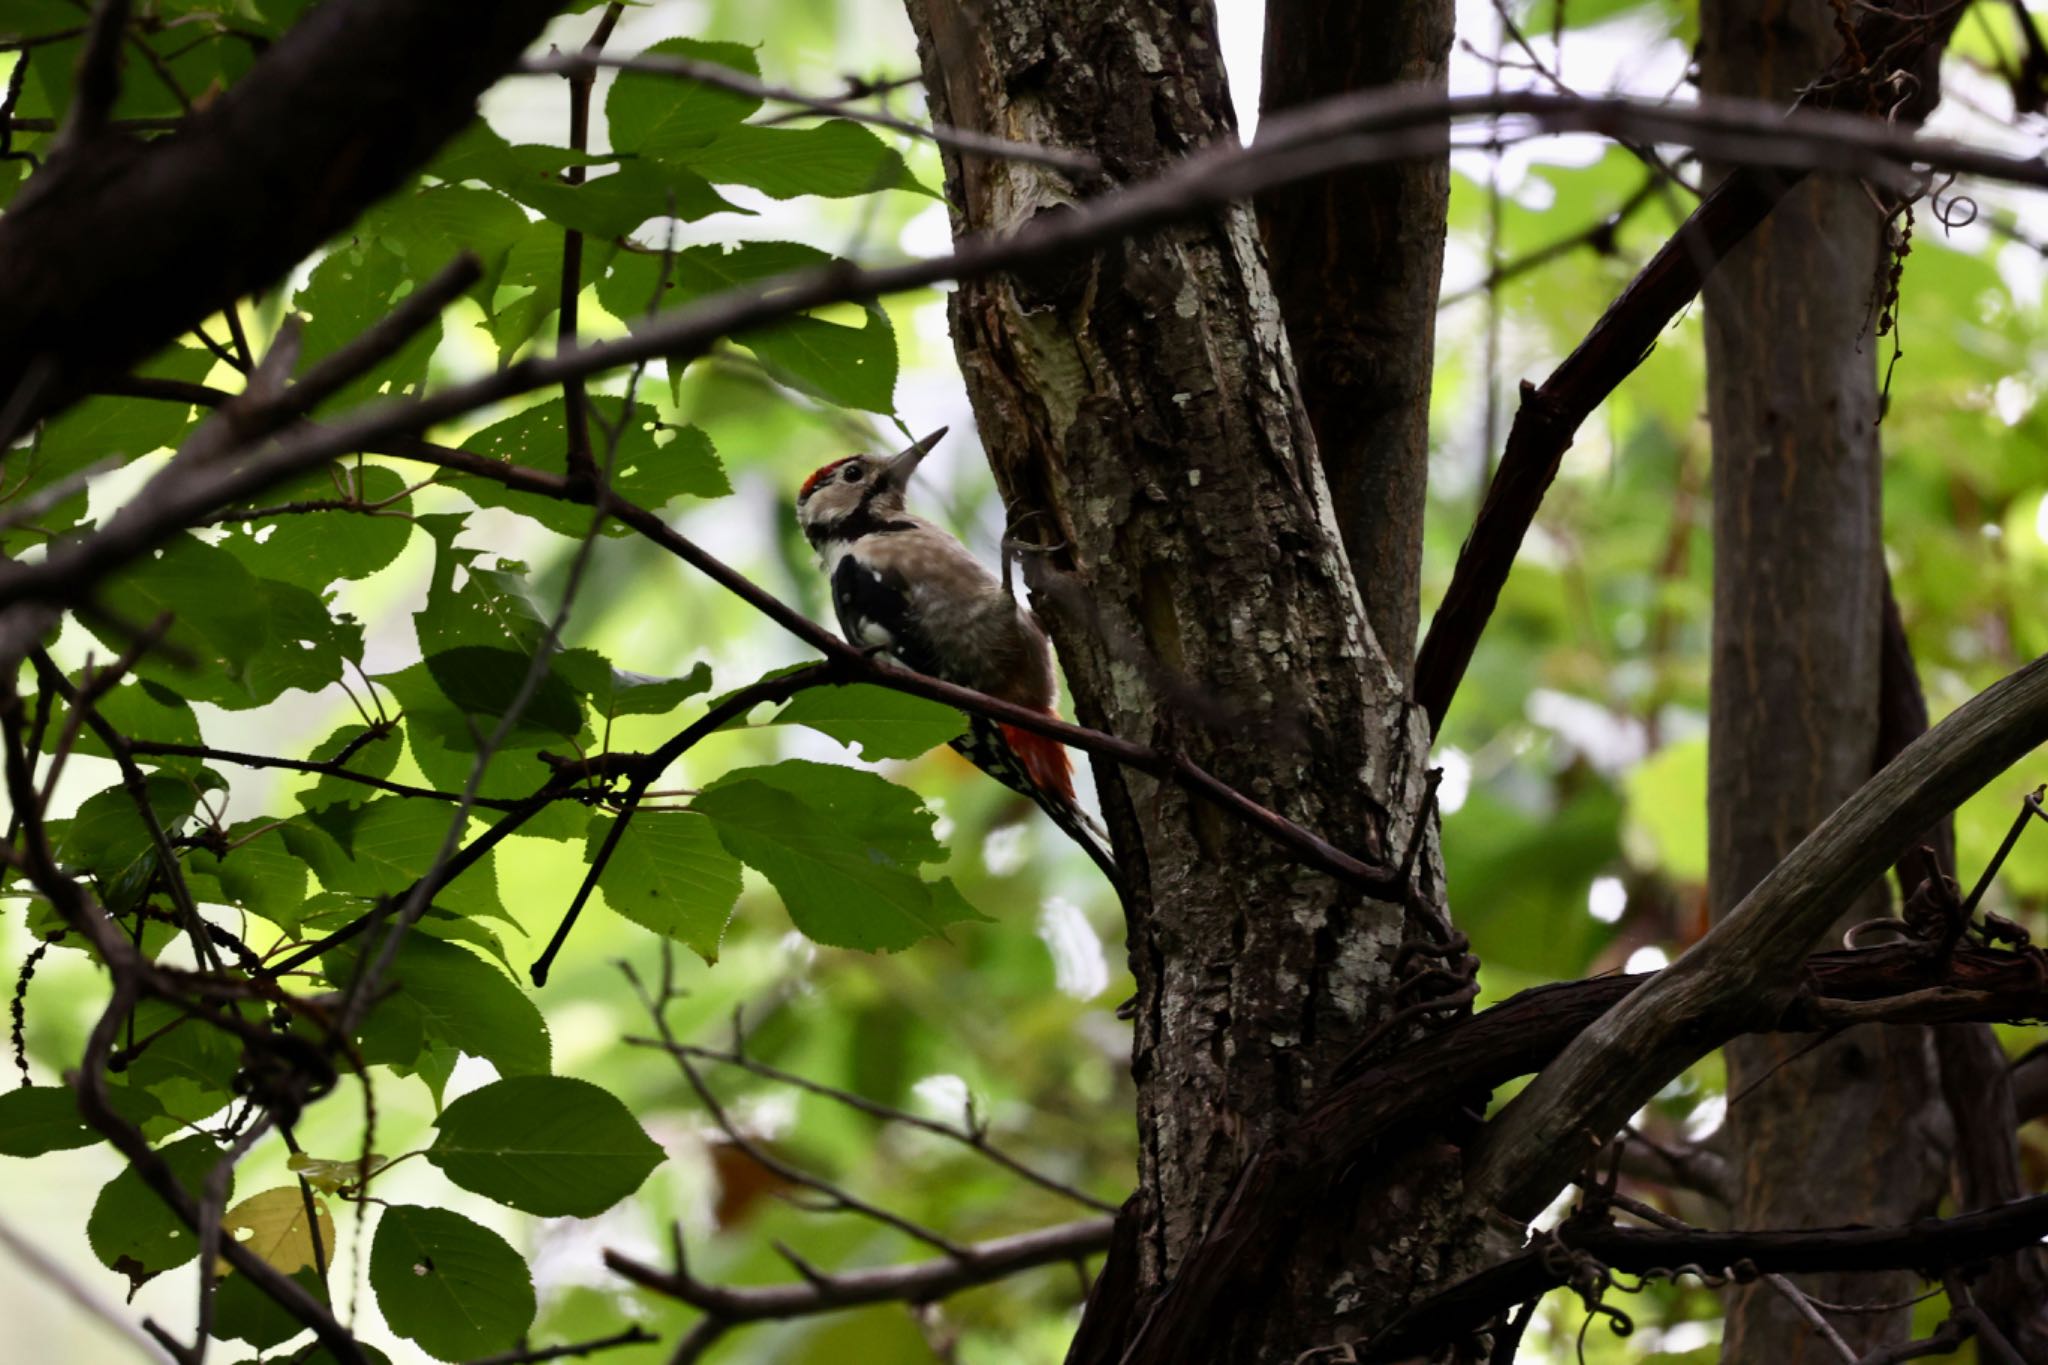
[882,427,946,488]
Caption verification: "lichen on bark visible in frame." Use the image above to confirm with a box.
[900,2,1455,1354]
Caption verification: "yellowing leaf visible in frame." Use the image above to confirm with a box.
[217,1187,334,1276]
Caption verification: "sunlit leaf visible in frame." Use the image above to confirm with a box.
[589,811,742,961]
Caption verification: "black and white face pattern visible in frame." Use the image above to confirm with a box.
[795,453,903,545]
[794,429,946,548]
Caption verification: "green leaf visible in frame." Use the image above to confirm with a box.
[240,576,365,703]
[185,821,311,931]
[588,812,742,961]
[294,798,508,923]
[425,1076,664,1217]
[88,1135,226,1287]
[557,651,713,717]
[362,184,533,305]
[327,936,550,1079]
[423,645,585,744]
[216,464,416,590]
[482,221,617,362]
[214,1267,327,1351]
[370,1205,534,1363]
[53,679,205,773]
[678,120,931,199]
[598,243,896,412]
[606,38,764,157]
[694,760,987,951]
[121,1000,242,1129]
[9,347,213,548]
[507,158,739,237]
[771,685,965,760]
[1624,737,1708,883]
[89,534,271,707]
[459,397,730,536]
[57,775,209,906]
[297,720,406,814]
[87,534,359,709]
[375,662,581,825]
[291,242,440,411]
[0,1085,158,1157]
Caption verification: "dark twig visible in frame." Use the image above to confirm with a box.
[1365,1195,2048,1362]
[625,963,974,1258]
[554,6,624,491]
[635,1031,1120,1214]
[461,1325,658,1365]
[606,1216,1115,1330]
[126,739,528,810]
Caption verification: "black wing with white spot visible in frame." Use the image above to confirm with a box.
[830,551,946,678]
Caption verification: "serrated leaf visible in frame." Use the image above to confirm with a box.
[678,120,932,199]
[218,1187,333,1276]
[771,685,965,759]
[370,1205,533,1362]
[599,243,896,412]
[606,38,764,156]
[588,811,741,961]
[694,761,987,951]
[54,678,204,773]
[89,534,271,707]
[460,397,729,536]
[297,720,406,814]
[362,184,533,304]
[507,158,739,237]
[425,1076,664,1217]
[216,464,415,590]
[121,1000,242,1130]
[478,221,618,361]
[57,775,209,909]
[326,936,549,1079]
[557,651,713,717]
[291,799,507,923]
[88,1135,226,1288]
[291,243,440,411]
[185,820,310,930]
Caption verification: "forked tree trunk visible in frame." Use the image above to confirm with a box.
[900,3,1454,1357]
[1699,0,1947,1355]
[1258,0,1452,676]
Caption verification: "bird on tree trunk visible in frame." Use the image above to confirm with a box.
[795,428,1119,890]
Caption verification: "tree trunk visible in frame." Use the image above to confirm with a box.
[1256,0,1452,675]
[1700,0,1947,1356]
[900,3,1452,1358]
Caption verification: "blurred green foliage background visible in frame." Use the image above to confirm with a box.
[2,0,2044,1360]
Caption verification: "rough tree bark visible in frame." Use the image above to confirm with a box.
[1257,0,1453,674]
[900,3,1452,1358]
[1699,0,1947,1355]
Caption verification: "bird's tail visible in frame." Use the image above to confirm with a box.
[953,717,1123,897]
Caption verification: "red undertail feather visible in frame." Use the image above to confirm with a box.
[1000,723,1074,804]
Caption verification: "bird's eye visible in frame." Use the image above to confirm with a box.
[842,464,864,483]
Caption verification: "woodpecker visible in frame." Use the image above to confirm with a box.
[796,429,1119,889]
